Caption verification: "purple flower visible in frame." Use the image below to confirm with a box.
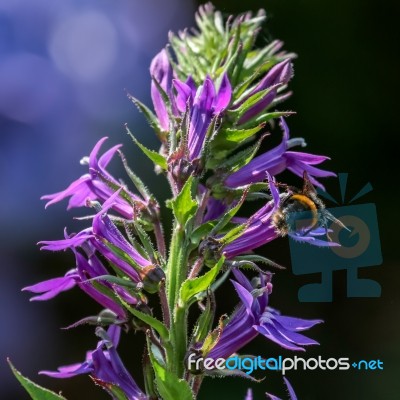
[203,196,227,222]
[35,191,163,311]
[225,118,335,189]
[150,49,232,160]
[198,185,247,225]
[197,183,227,223]
[236,59,293,125]
[42,137,145,219]
[39,228,94,251]
[41,227,141,284]
[223,174,338,255]
[244,384,298,400]
[255,59,293,90]
[73,249,129,318]
[174,73,232,160]
[22,269,78,301]
[41,326,148,400]
[223,192,279,258]
[25,234,129,318]
[150,49,176,131]
[266,377,298,400]
[208,269,322,359]
[90,190,165,293]
[289,226,340,247]
[40,191,156,286]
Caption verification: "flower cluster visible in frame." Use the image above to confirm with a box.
[16,4,339,400]
[206,269,322,361]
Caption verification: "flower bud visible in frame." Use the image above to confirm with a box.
[139,265,166,294]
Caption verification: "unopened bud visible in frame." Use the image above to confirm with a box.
[140,265,165,293]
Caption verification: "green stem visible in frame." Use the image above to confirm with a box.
[173,304,187,377]
[166,225,184,310]
[166,223,189,377]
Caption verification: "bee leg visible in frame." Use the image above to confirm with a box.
[274,181,299,194]
[322,223,334,241]
[325,211,351,232]
[228,260,271,274]
[300,226,314,236]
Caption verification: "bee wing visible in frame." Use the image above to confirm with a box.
[302,171,317,194]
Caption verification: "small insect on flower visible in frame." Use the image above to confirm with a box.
[272,171,348,240]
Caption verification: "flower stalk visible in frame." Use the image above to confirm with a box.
[166,223,189,376]
[14,4,340,400]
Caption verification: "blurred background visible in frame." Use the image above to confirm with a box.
[1,0,398,399]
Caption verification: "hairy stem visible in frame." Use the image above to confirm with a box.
[166,224,189,377]
[154,219,166,259]
[188,257,204,279]
[159,279,170,329]
[192,375,204,396]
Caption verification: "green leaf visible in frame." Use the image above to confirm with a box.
[190,221,217,246]
[239,110,295,130]
[200,115,218,158]
[200,314,227,355]
[221,24,243,82]
[90,169,136,208]
[179,256,224,305]
[90,380,128,400]
[89,278,129,307]
[127,221,156,262]
[120,299,169,342]
[228,85,279,121]
[142,353,157,399]
[84,274,141,290]
[234,254,284,269]
[102,240,141,271]
[126,127,167,171]
[118,151,152,200]
[217,124,264,145]
[8,359,67,400]
[193,295,214,343]
[210,124,264,154]
[127,93,164,140]
[245,42,283,70]
[123,223,152,261]
[210,191,247,235]
[171,176,197,226]
[148,349,193,400]
[214,134,266,171]
[219,222,247,244]
[234,60,273,98]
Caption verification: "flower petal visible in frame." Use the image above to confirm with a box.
[273,315,323,332]
[173,79,193,113]
[283,377,298,400]
[288,233,340,247]
[253,324,305,351]
[213,73,232,112]
[150,49,173,131]
[231,280,254,313]
[23,275,77,301]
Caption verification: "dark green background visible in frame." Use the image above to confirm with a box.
[198,1,399,399]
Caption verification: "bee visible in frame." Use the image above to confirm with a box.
[272,171,347,239]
